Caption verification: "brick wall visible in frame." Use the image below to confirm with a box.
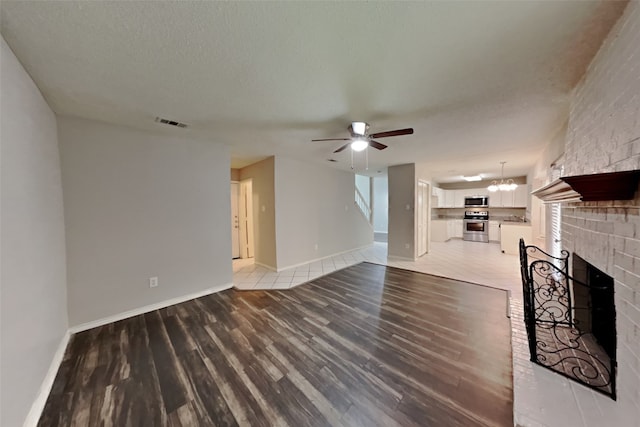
[565,1,640,177]
[561,1,640,424]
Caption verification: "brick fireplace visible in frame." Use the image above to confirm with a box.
[562,200,639,410]
[522,2,640,424]
[559,0,640,415]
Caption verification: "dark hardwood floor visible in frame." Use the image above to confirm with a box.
[39,262,513,426]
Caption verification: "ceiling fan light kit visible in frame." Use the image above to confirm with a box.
[350,138,369,152]
[351,121,368,136]
[312,122,414,153]
[488,161,517,192]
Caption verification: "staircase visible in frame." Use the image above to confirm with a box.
[354,187,372,224]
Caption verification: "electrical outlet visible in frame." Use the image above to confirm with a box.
[314,243,318,251]
[149,277,158,288]
[405,243,410,249]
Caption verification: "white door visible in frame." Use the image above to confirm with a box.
[231,182,240,258]
[239,179,255,259]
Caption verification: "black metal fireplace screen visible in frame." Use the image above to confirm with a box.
[519,239,616,399]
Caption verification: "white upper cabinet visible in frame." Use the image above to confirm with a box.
[513,185,529,207]
[444,190,455,208]
[488,192,501,207]
[453,190,465,208]
[487,185,528,207]
[433,185,527,208]
[436,187,446,208]
[502,190,516,207]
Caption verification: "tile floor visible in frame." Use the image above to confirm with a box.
[233,240,521,293]
[232,240,616,427]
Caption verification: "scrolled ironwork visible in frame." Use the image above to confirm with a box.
[518,239,616,399]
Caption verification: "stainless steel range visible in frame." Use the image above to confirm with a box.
[463,210,489,243]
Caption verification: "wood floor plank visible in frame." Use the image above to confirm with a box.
[39,262,513,426]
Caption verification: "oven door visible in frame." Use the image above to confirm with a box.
[463,219,489,242]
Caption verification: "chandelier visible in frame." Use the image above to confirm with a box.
[488,161,517,192]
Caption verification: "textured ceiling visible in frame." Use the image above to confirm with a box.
[0,1,627,182]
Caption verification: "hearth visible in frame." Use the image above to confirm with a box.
[519,240,617,399]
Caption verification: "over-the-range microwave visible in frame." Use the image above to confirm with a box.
[464,195,489,208]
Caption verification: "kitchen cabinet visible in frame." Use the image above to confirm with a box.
[431,218,499,243]
[513,185,529,207]
[433,185,527,209]
[432,187,442,207]
[454,189,483,208]
[503,191,516,207]
[433,187,447,208]
[488,186,528,207]
[431,220,449,242]
[444,190,455,208]
[500,223,532,254]
[431,219,463,242]
[488,192,501,207]
[452,219,463,238]
[489,221,500,242]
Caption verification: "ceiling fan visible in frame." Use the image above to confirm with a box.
[312,122,414,153]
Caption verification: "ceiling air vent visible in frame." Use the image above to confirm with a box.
[155,117,188,128]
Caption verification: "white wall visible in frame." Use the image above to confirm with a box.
[387,164,416,260]
[274,156,373,270]
[58,116,232,326]
[372,175,388,233]
[1,38,69,427]
[239,157,277,269]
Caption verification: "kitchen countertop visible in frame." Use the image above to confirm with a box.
[499,221,531,226]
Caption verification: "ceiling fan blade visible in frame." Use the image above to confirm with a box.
[369,128,414,139]
[333,143,350,153]
[312,138,350,142]
[369,140,388,150]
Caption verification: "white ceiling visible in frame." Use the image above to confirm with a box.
[0,1,627,182]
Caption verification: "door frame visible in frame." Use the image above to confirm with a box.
[231,181,240,258]
[239,179,255,259]
[416,180,430,257]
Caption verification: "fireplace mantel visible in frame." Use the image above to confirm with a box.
[532,170,640,203]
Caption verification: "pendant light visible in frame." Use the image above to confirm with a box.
[488,161,517,192]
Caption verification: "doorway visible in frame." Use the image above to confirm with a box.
[417,180,430,257]
[231,182,240,258]
[240,179,255,259]
[231,179,255,260]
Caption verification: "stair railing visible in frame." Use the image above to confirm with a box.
[354,187,372,224]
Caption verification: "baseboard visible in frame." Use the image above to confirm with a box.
[374,232,388,243]
[254,261,277,272]
[23,329,71,427]
[276,243,374,272]
[387,255,417,262]
[69,282,233,333]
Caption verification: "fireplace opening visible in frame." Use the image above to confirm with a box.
[572,254,616,361]
[519,240,617,399]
